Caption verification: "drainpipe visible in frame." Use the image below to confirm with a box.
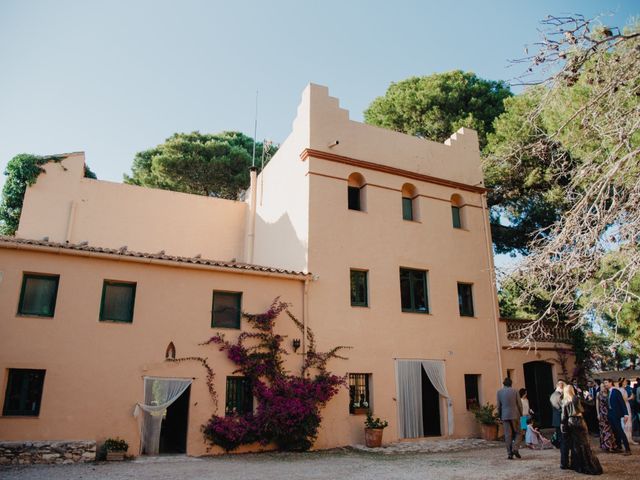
[481,192,504,388]
[246,167,258,264]
[302,279,309,357]
[65,201,77,243]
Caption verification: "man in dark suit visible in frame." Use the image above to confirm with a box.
[603,378,631,455]
[550,380,570,468]
[497,377,523,459]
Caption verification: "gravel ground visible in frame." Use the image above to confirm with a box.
[2,441,639,480]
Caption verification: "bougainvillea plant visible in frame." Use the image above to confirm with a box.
[200,298,348,452]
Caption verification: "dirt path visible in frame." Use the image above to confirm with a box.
[2,443,639,480]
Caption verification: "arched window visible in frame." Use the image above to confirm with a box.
[451,194,464,229]
[347,173,366,212]
[401,183,417,221]
[165,342,176,360]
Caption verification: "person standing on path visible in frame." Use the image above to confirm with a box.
[596,382,618,452]
[561,384,603,475]
[603,378,631,455]
[497,377,523,460]
[550,380,570,469]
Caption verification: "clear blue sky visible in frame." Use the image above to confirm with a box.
[0,0,636,185]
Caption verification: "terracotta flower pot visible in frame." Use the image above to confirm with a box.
[364,428,384,447]
[353,407,369,415]
[480,423,499,441]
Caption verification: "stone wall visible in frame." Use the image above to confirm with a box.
[0,440,96,465]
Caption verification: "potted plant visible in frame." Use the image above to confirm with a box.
[471,403,500,441]
[364,412,388,447]
[351,394,370,415]
[104,437,129,461]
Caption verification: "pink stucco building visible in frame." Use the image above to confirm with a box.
[0,84,573,460]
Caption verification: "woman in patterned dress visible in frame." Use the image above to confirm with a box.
[596,383,618,451]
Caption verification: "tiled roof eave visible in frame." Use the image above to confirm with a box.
[0,236,311,280]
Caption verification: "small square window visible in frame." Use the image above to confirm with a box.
[225,376,253,415]
[464,374,480,410]
[349,373,371,414]
[452,206,462,229]
[458,283,474,317]
[100,281,136,323]
[3,369,46,416]
[402,197,413,221]
[18,273,59,317]
[400,268,429,313]
[212,291,242,329]
[348,186,361,211]
[350,270,368,307]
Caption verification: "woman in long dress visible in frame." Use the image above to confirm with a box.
[562,384,603,475]
[596,384,618,452]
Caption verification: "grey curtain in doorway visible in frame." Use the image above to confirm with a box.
[133,377,192,455]
[395,359,454,438]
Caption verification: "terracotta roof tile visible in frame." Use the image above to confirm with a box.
[0,236,310,278]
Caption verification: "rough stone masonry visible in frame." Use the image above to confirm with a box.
[0,440,96,465]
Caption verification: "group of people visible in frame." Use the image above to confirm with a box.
[496,375,640,476]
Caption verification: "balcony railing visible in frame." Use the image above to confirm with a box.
[502,318,573,344]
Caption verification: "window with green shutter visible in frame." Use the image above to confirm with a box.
[458,283,474,317]
[225,376,253,415]
[2,369,46,416]
[100,281,136,323]
[402,197,414,221]
[452,206,462,229]
[18,273,59,317]
[350,269,368,307]
[399,268,429,313]
[212,291,242,329]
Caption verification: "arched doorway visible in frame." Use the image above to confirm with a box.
[523,361,554,427]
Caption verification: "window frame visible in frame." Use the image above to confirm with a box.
[99,280,137,323]
[457,282,475,317]
[348,185,362,211]
[211,291,242,329]
[399,268,429,314]
[348,373,371,414]
[402,196,414,221]
[17,273,60,318]
[225,376,253,416]
[350,269,369,307]
[451,206,462,229]
[464,374,480,410]
[2,369,46,417]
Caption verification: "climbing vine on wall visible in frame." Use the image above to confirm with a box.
[0,153,97,235]
[200,298,349,452]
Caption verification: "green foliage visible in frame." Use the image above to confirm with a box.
[364,71,511,149]
[364,412,388,429]
[484,89,574,254]
[124,131,275,200]
[104,437,128,452]
[0,153,97,235]
[581,251,640,356]
[471,402,500,425]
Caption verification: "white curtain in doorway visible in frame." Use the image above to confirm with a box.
[396,360,424,438]
[396,360,454,438]
[133,377,192,455]
[420,360,454,436]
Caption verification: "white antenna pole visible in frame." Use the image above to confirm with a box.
[252,89,258,168]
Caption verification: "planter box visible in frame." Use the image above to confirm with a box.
[106,451,126,461]
[352,408,369,415]
[480,423,499,441]
[364,428,384,448]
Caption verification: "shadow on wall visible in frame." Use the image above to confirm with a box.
[254,212,307,272]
